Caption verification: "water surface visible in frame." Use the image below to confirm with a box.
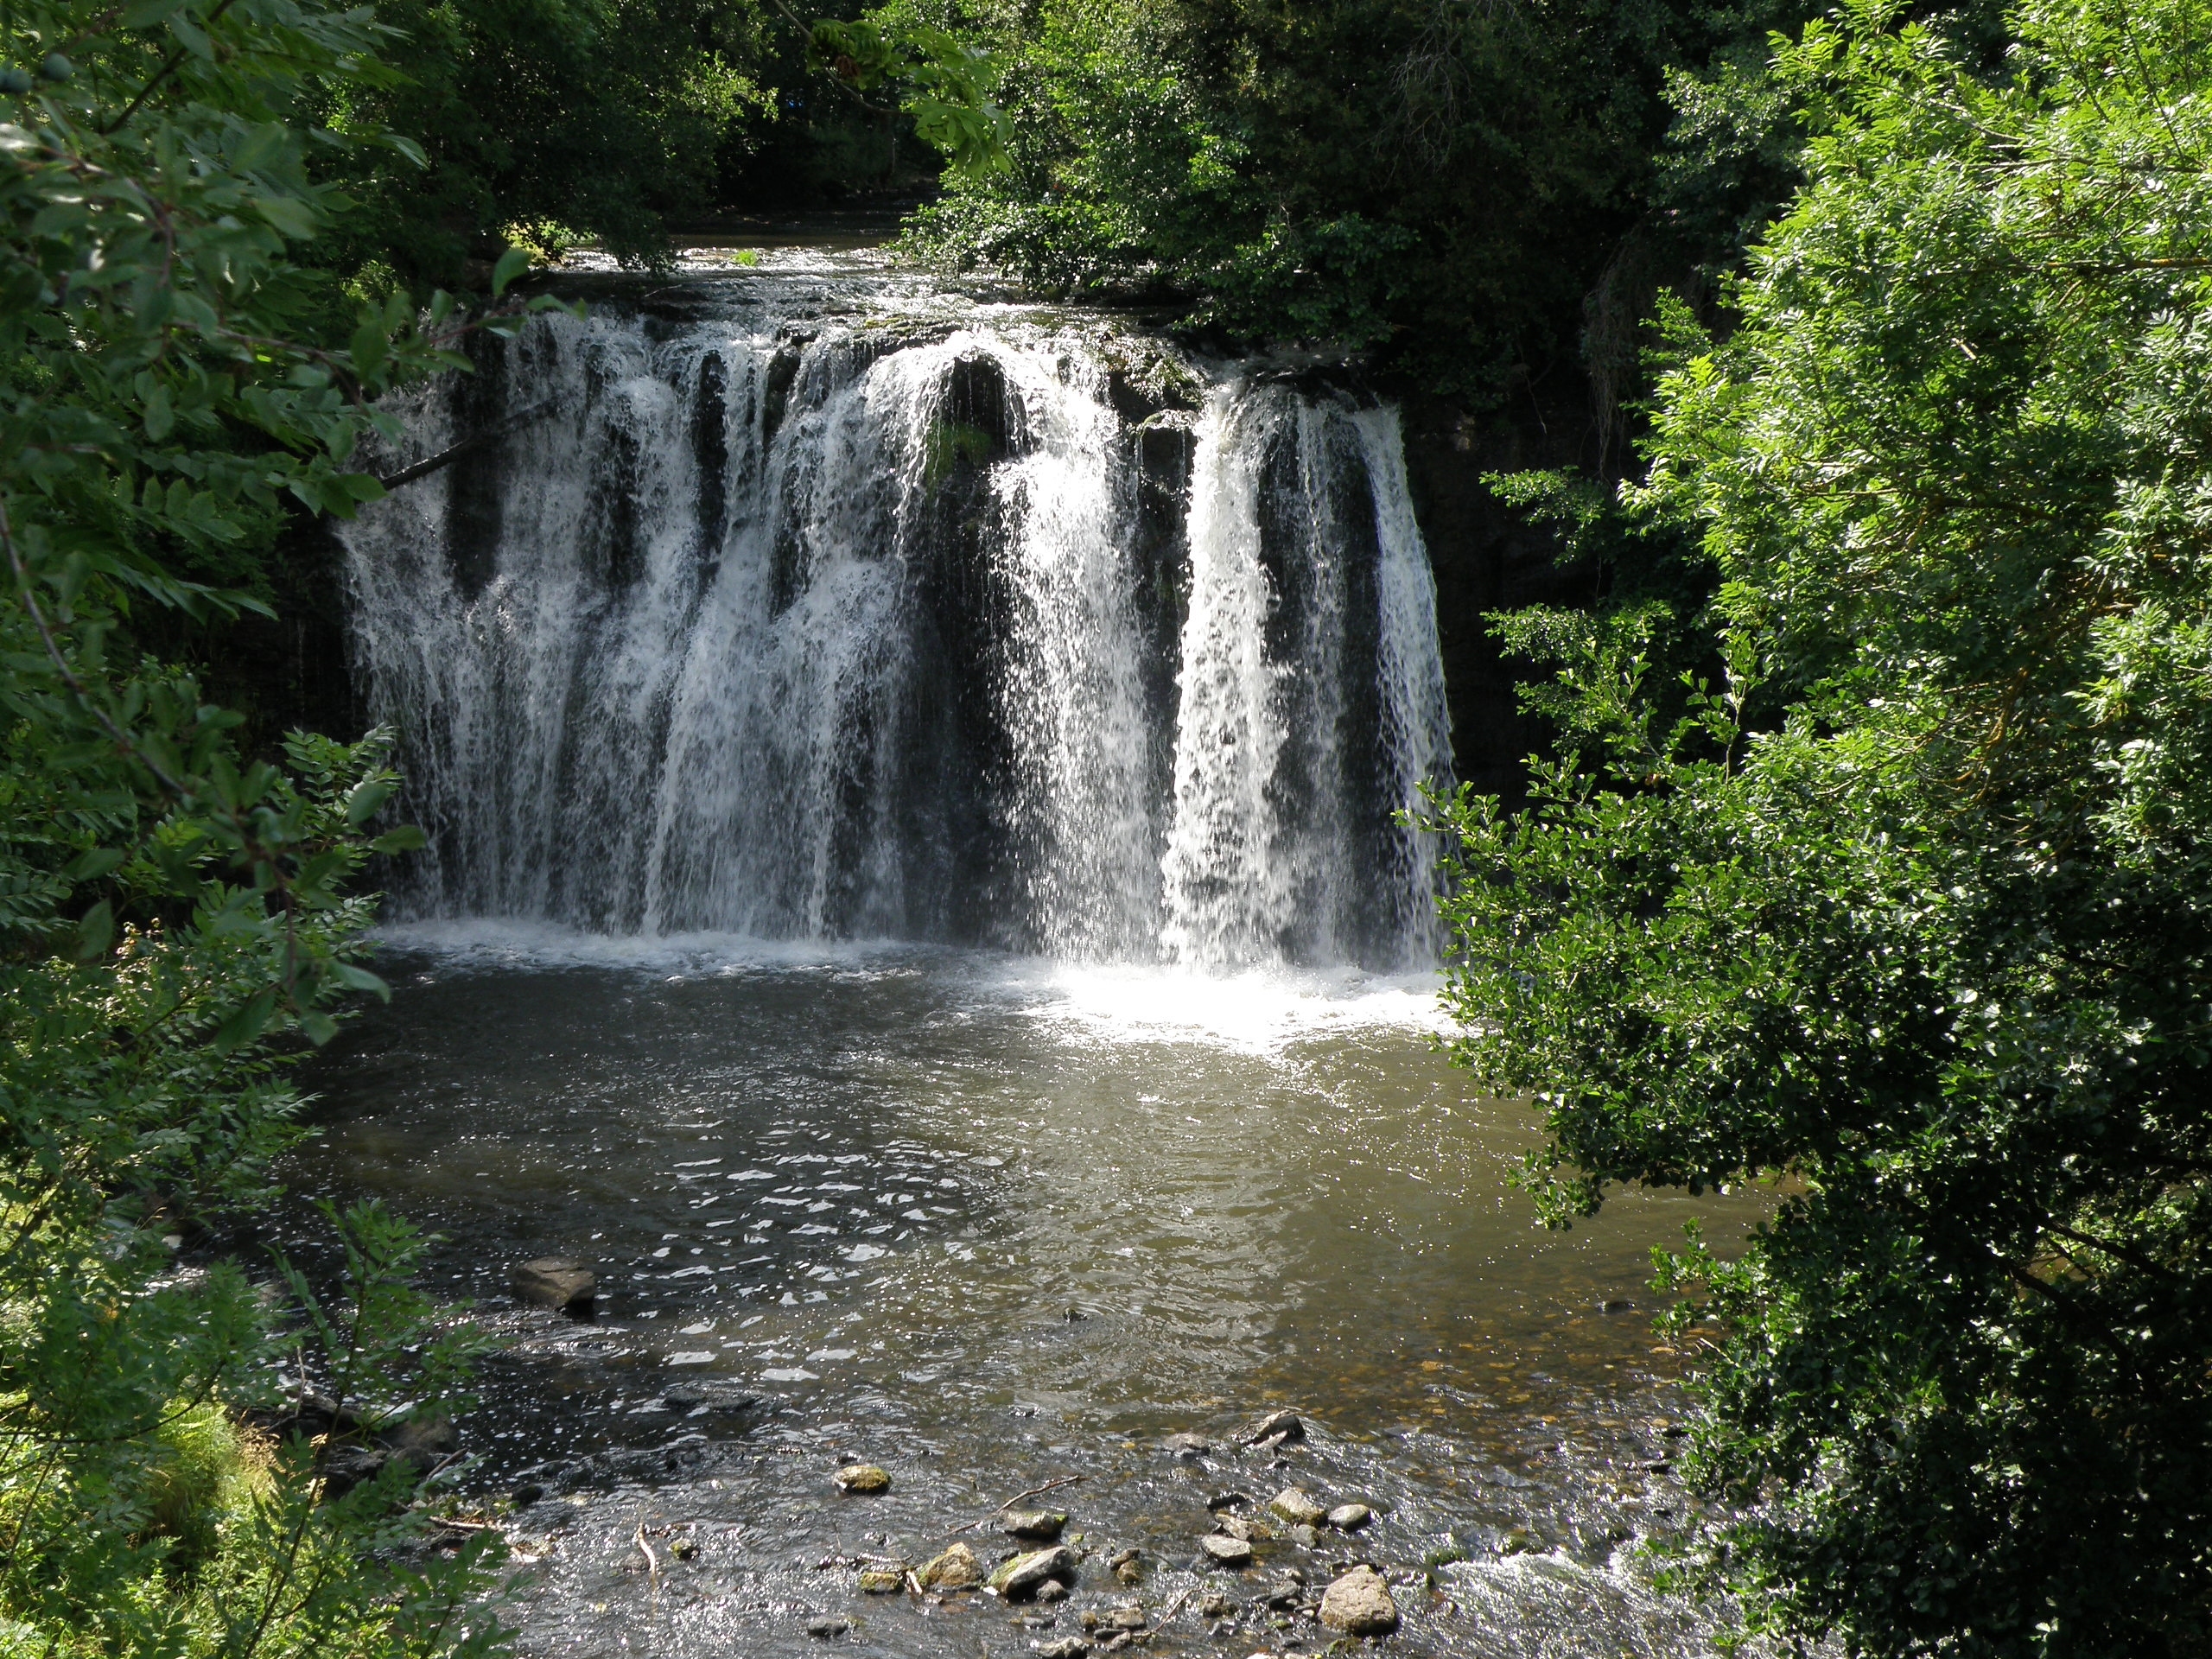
[286,930,1758,1657]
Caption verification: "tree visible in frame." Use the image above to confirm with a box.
[1432,0,2212,1651]
[904,0,1821,398]
[0,3,558,1651]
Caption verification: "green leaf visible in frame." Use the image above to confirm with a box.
[350,315,387,382]
[369,824,427,855]
[211,988,277,1054]
[490,246,531,297]
[252,194,320,240]
[73,899,113,961]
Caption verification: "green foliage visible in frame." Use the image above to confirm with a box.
[0,2,545,1653]
[904,0,1820,393]
[312,0,785,284]
[810,8,1011,177]
[1435,0,2212,1650]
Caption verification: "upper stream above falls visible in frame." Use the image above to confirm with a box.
[299,249,1767,1659]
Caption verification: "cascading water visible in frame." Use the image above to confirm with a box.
[339,264,1454,967]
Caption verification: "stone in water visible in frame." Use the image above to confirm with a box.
[1002,1510,1067,1541]
[918,1543,982,1590]
[1268,1488,1325,1527]
[510,1257,594,1313]
[1200,1534,1255,1567]
[1319,1567,1399,1637]
[988,1546,1077,1599]
[1238,1409,1304,1446]
[834,1463,891,1494]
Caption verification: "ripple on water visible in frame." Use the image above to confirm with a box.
[276,943,1766,1656]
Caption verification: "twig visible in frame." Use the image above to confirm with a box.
[1155,1586,1196,1624]
[946,1474,1087,1535]
[632,1522,658,1581]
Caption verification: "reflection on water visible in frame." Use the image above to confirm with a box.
[282,927,1764,1656]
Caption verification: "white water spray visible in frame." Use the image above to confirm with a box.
[339,277,1452,967]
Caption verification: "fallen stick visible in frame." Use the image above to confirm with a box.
[947,1474,1088,1535]
[632,1522,659,1582]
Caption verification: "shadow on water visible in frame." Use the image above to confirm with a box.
[277,930,1767,1658]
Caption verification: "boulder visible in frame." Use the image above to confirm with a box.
[857,1568,905,1593]
[1268,1488,1325,1527]
[1238,1409,1304,1446]
[988,1546,1078,1599]
[1199,1533,1254,1567]
[1326,1503,1374,1531]
[918,1543,982,1590]
[664,1382,764,1414]
[510,1257,595,1313]
[1319,1567,1399,1637]
[377,1412,457,1476]
[1002,1510,1068,1541]
[1036,1640,1090,1659]
[834,1463,891,1494]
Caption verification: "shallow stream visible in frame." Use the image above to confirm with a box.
[283,929,1760,1658]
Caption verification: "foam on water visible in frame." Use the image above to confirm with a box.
[372,918,1450,1052]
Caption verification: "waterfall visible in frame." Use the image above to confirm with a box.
[339,277,1453,968]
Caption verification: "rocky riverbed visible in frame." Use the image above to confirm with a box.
[277,934,1762,1657]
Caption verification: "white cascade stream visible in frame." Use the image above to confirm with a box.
[339,276,1453,967]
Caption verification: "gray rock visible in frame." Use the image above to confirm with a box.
[989,1546,1078,1599]
[1165,1432,1213,1458]
[1287,1523,1319,1548]
[1199,1534,1255,1567]
[1268,1488,1325,1527]
[1319,1566,1399,1637]
[918,1543,982,1590]
[1326,1503,1374,1531]
[663,1382,764,1414]
[805,1616,851,1638]
[510,1257,595,1313]
[834,1464,891,1494]
[1036,1580,1071,1604]
[1238,1409,1304,1446]
[1002,1510,1068,1541]
[376,1412,457,1476]
[1035,1641,1090,1659]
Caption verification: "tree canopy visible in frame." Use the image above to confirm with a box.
[1433,0,2212,1649]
